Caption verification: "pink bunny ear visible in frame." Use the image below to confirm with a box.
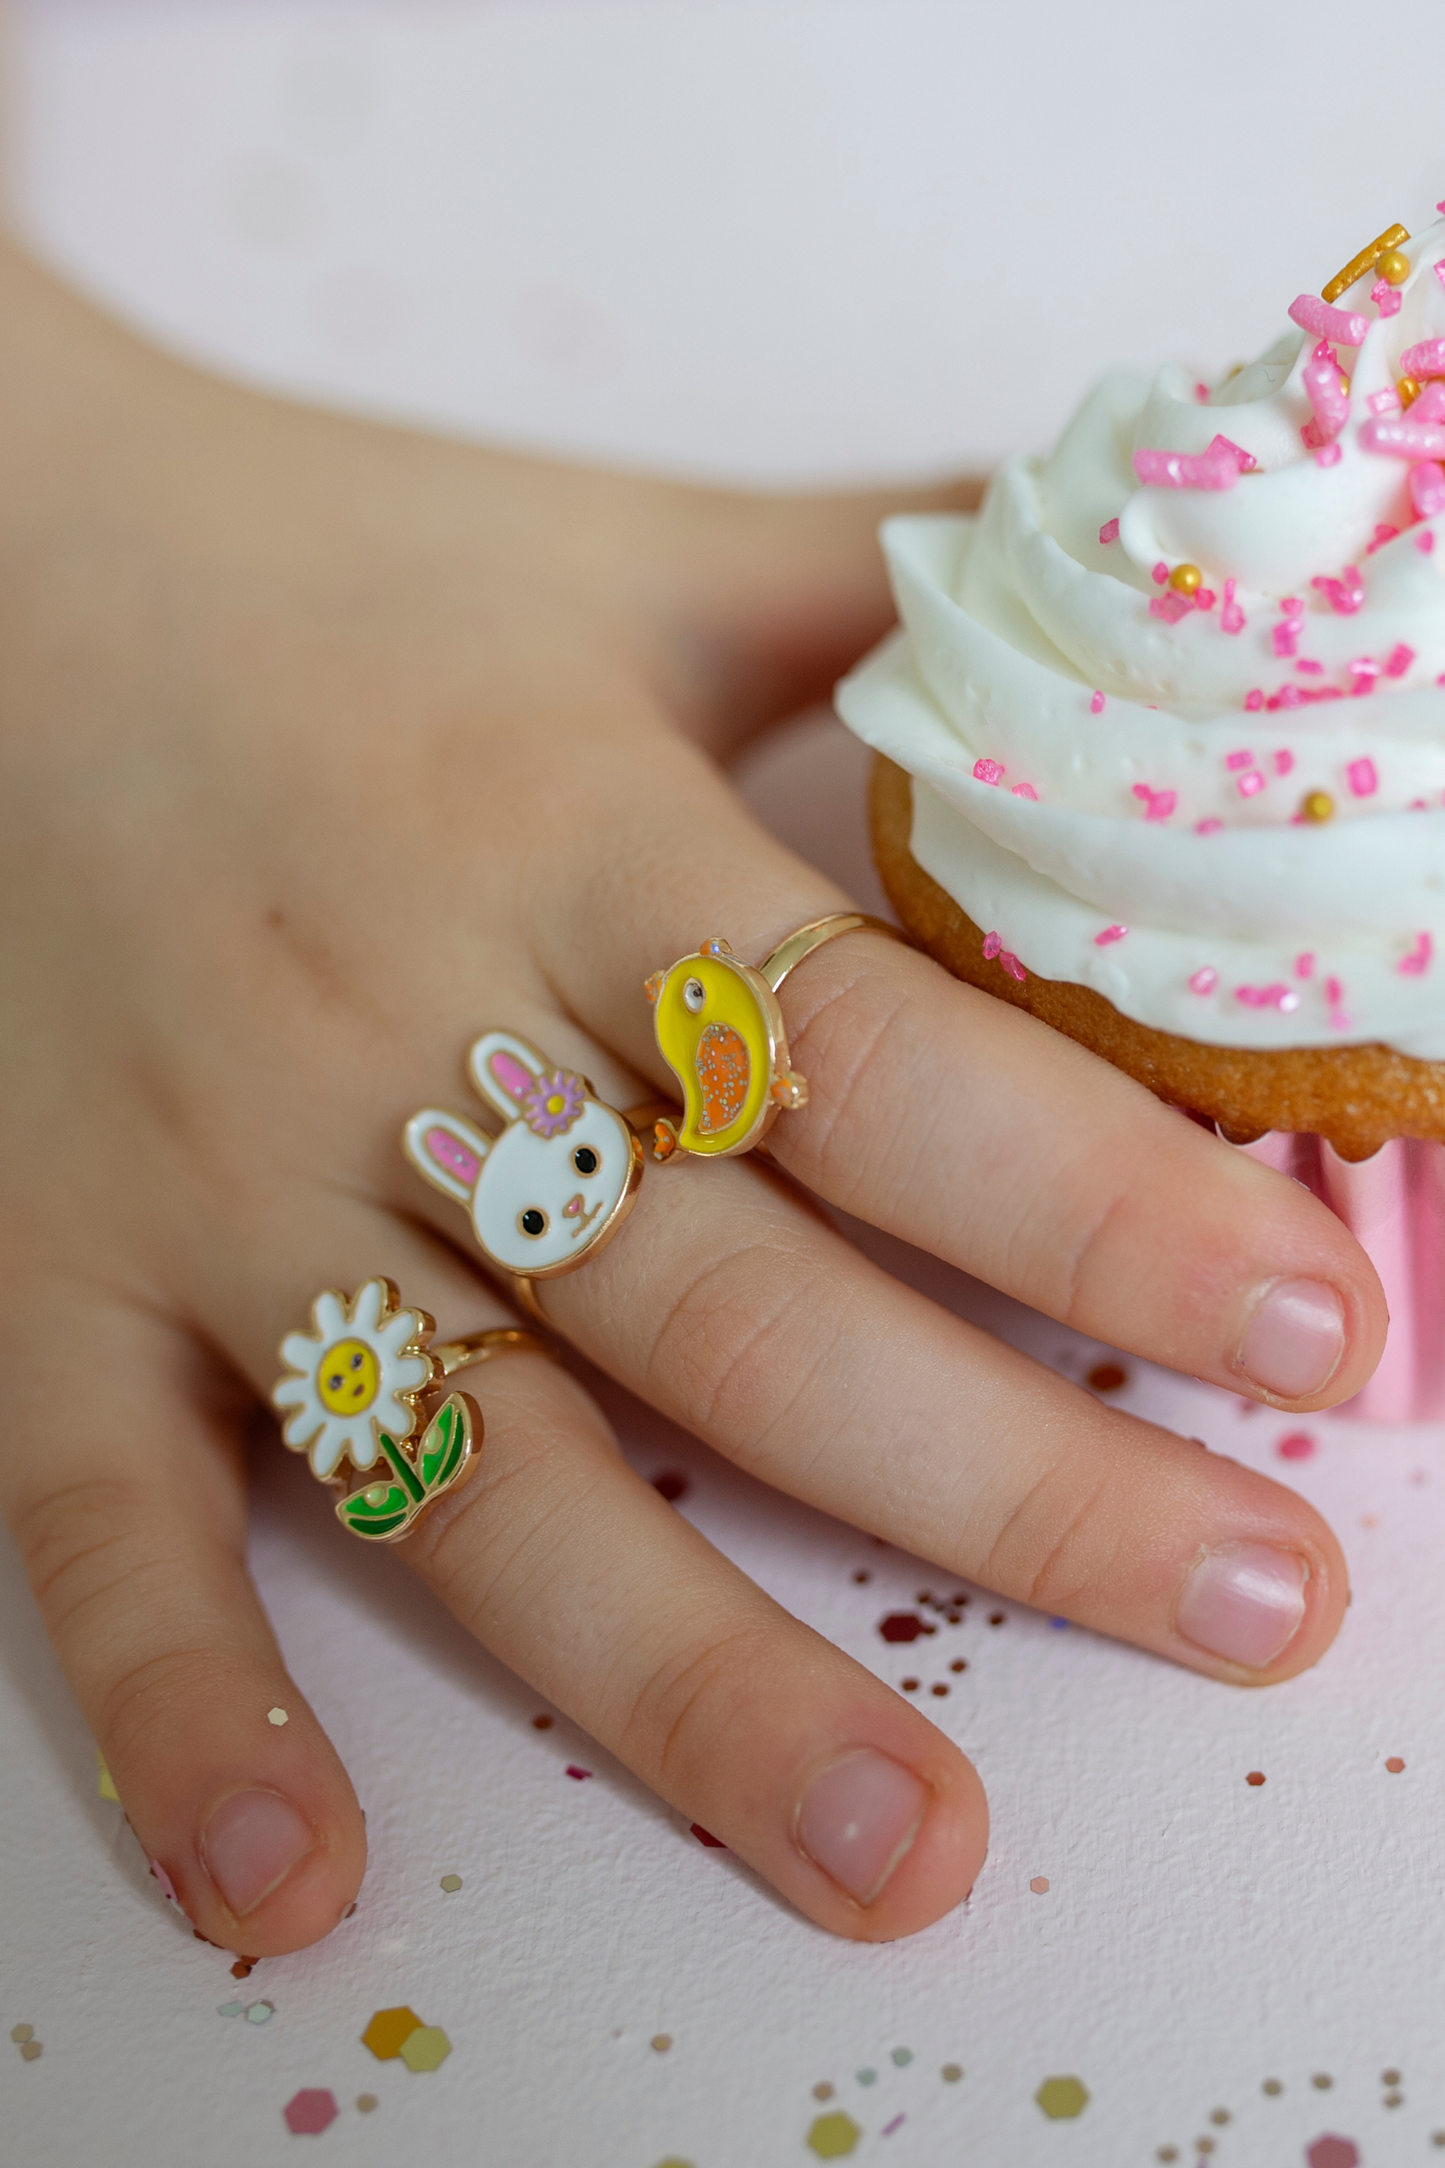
[402,1108,491,1207]
[488,1049,537,1104]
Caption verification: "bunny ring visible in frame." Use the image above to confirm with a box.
[403,1030,647,1320]
[643,913,905,1162]
[269,1278,551,1542]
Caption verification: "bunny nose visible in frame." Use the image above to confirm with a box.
[563,1193,585,1218]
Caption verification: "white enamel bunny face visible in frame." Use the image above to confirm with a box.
[403,1030,642,1278]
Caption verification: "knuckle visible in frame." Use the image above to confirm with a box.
[644,1242,818,1445]
[619,1621,773,1795]
[975,1448,1124,1616]
[784,971,915,1196]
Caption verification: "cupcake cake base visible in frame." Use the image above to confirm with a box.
[872,755,1445,1163]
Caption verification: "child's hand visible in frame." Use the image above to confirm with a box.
[0,237,1385,1955]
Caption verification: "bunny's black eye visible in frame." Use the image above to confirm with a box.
[518,1207,548,1238]
[572,1146,599,1176]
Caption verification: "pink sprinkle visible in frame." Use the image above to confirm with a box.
[1132,783,1177,821]
[1367,386,1402,415]
[1235,983,1298,1011]
[1348,657,1381,695]
[1303,350,1350,440]
[1416,382,1445,424]
[1090,689,1106,713]
[1315,442,1344,467]
[1401,337,1445,380]
[1209,433,1256,472]
[1348,756,1378,797]
[999,951,1027,983]
[1244,688,1264,711]
[1011,781,1038,799]
[1385,642,1416,678]
[1301,417,1326,451]
[1225,749,1254,771]
[1289,293,1370,347]
[1195,818,1224,835]
[973,758,1004,785]
[1149,591,1193,624]
[1409,461,1445,517]
[1273,748,1296,773]
[1133,443,1240,491]
[1095,924,1128,946]
[565,1764,593,1780]
[1371,279,1403,319]
[882,2116,906,2138]
[1220,578,1245,635]
[1295,952,1315,978]
[1399,932,1434,976]
[1360,415,1445,459]
[1099,517,1120,544]
[1195,587,1216,610]
[1195,381,1211,403]
[1272,621,1301,658]
[1418,529,1437,553]
[1276,1431,1315,1461]
[1366,522,1400,554]
[1281,596,1304,618]
[150,1860,178,1904]
[1237,769,1265,797]
[1295,657,1324,675]
[1151,560,1170,585]
[1188,966,1219,994]
[1312,567,1364,614]
[1325,976,1344,1006]
[981,931,1002,960]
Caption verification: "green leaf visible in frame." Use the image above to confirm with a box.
[378,1431,425,1506]
[420,1394,471,1494]
[336,1485,412,1540]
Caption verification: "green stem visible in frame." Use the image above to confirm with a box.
[379,1432,425,1507]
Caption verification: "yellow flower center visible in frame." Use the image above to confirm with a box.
[318,1338,380,1416]
[546,1093,566,1115]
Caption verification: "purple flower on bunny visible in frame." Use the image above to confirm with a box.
[403,1031,644,1278]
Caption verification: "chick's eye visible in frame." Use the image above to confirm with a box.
[518,1207,548,1238]
[572,1146,599,1176]
[683,976,706,1013]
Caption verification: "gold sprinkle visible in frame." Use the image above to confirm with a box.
[1210,2108,1231,2125]
[1385,2091,1405,2108]
[1262,2078,1283,2096]
[1301,790,1335,824]
[1312,2072,1334,2090]
[356,2095,378,2114]
[11,2025,33,2045]
[1322,223,1409,304]
[1400,376,1422,407]
[1377,247,1412,287]
[1196,2141,1216,2157]
[1383,2069,1402,2084]
[1169,564,1203,596]
[439,1874,462,1893]
[941,2064,963,2084]
[651,2034,672,2054]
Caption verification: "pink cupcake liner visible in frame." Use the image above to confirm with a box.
[1234,1132,1445,1421]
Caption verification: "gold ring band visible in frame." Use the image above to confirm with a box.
[757,911,906,994]
[431,1324,557,1375]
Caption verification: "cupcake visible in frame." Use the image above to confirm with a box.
[837,210,1445,1418]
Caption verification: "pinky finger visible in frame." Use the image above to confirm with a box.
[4,1280,367,1955]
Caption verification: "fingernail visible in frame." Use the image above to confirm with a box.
[1175,1544,1308,1668]
[795,1749,930,1905]
[1238,1278,1345,1398]
[201,1789,316,1917]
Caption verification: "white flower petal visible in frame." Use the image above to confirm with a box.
[349,1423,380,1471]
[375,1392,419,1443]
[280,1331,322,1375]
[377,1308,425,1354]
[311,1290,347,1343]
[282,1405,323,1450]
[350,1279,385,1333]
[310,1418,350,1480]
[388,1355,431,1395]
[271,1375,310,1410]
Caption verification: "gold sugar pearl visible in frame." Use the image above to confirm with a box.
[1399,376,1422,407]
[1377,248,1411,286]
[1302,790,1335,823]
[1169,563,1203,595]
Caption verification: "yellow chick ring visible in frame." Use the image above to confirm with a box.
[643,913,906,1163]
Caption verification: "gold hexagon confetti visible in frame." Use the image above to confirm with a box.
[399,2025,451,2074]
[1036,2076,1090,2120]
[20,2042,42,2063]
[439,1874,462,1893]
[362,2007,423,2060]
[96,1750,120,1803]
[267,1707,289,1727]
[807,2111,862,2159]
[11,2026,33,2045]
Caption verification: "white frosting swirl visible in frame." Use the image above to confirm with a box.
[837,218,1445,1056]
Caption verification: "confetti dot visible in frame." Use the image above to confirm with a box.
[689,1823,726,1849]
[651,1471,689,1502]
[399,2025,451,2074]
[1385,1757,1406,1774]
[1276,1431,1315,1460]
[856,2068,877,2086]
[988,1612,1005,1627]
[149,1859,178,1904]
[245,2002,275,2025]
[651,2035,672,2053]
[532,1715,553,1730]
[283,2089,338,2136]
[1311,2073,1334,2090]
[950,1659,967,1674]
[1087,1362,1127,1392]
[1246,1771,1267,1787]
[1196,2142,1215,2158]
[901,1678,920,1692]
[1210,2108,1230,2125]
[231,1959,256,1981]
[930,1683,949,1697]
[1030,1876,1050,1894]
[852,1570,871,1584]
[879,1613,931,1644]
[217,2003,245,2019]
[11,2025,33,2045]
[807,2113,861,2159]
[891,2047,912,2066]
[96,1749,120,1803]
[1036,2077,1090,2120]
[1431,2131,1445,2147]
[362,2007,423,2061]
[20,2041,42,2063]
[881,2114,905,2136]
[440,1874,463,1892]
[1263,2079,1283,2095]
[1381,2069,1401,2085]
[1305,2139,1359,2168]
[812,2082,835,2101]
[1157,2151,1179,2164]
[565,1765,593,1781]
[1385,2091,1404,2108]
[267,1707,289,1727]
[941,2064,963,2084]
[356,2096,378,2114]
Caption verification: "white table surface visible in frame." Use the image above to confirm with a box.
[4,7,1445,2166]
